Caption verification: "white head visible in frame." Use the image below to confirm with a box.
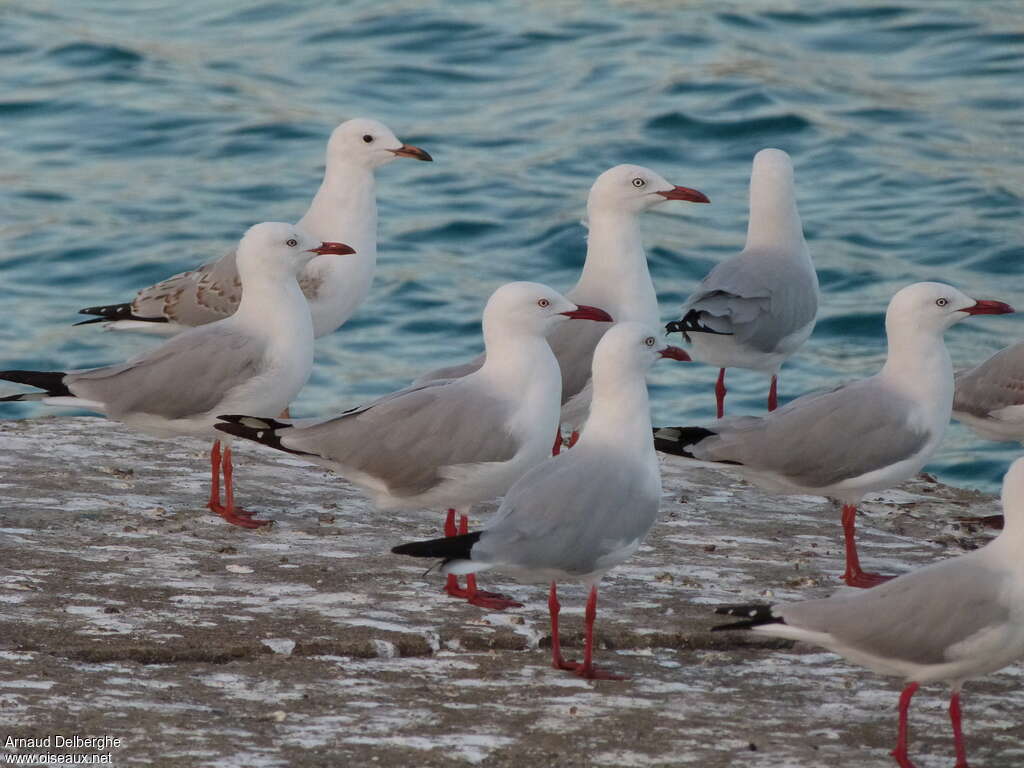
[481,281,612,341]
[745,148,806,251]
[592,321,690,381]
[885,281,1013,337]
[325,118,432,171]
[751,148,794,187]
[235,222,355,278]
[587,164,709,216]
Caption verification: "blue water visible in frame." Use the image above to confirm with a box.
[1,1,1022,492]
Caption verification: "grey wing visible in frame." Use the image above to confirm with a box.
[545,319,611,405]
[410,319,611,405]
[779,557,1010,665]
[954,341,1024,417]
[684,247,818,352]
[473,449,660,575]
[412,352,485,386]
[695,379,930,487]
[131,249,243,326]
[66,325,266,420]
[281,380,520,497]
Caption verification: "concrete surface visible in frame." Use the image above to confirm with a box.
[0,417,1021,767]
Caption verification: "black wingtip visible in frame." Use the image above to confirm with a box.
[711,603,785,632]
[652,426,718,458]
[664,318,691,342]
[76,302,169,326]
[217,414,293,430]
[0,370,71,398]
[73,316,111,326]
[78,303,131,318]
[666,309,734,341]
[392,531,482,564]
[214,415,309,456]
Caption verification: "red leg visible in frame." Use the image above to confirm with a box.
[715,368,727,419]
[459,514,521,610]
[891,682,920,768]
[950,691,969,768]
[579,585,597,675]
[442,512,521,609]
[443,575,466,596]
[443,508,467,597]
[207,440,223,513]
[768,374,778,412]
[549,582,579,671]
[841,504,891,588]
[552,428,563,456]
[217,445,271,529]
[574,585,625,680]
[567,430,580,448]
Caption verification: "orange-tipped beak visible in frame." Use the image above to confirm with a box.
[962,300,1014,316]
[389,143,433,161]
[308,241,356,255]
[560,304,613,322]
[656,185,710,204]
[659,345,691,361]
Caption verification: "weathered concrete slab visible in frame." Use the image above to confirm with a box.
[0,417,1020,767]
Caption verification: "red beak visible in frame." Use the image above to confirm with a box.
[659,345,691,361]
[656,185,710,204]
[389,143,433,162]
[308,241,356,255]
[560,304,613,322]
[962,300,1014,316]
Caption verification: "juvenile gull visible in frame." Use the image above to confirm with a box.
[415,164,708,452]
[216,282,613,609]
[654,282,1013,587]
[667,148,817,417]
[2,223,354,528]
[77,118,430,336]
[394,323,689,678]
[713,456,1024,768]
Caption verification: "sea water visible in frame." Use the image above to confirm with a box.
[1,0,1021,491]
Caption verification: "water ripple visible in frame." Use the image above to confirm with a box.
[0,0,1022,492]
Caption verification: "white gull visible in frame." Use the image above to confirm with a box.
[394,322,689,678]
[2,222,354,528]
[714,455,1024,768]
[954,338,1024,443]
[215,282,613,608]
[668,148,817,417]
[414,164,708,451]
[655,282,1013,587]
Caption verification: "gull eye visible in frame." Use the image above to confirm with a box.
[632,177,645,188]
[644,336,656,347]
[936,297,949,307]
[537,298,551,308]
[362,134,373,143]
[286,238,298,247]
